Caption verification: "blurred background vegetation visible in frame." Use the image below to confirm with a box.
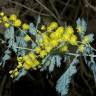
[0,0,96,96]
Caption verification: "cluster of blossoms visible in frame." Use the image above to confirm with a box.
[0,12,29,30]
[10,22,93,78]
[0,12,93,78]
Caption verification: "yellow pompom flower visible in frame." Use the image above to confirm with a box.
[17,57,23,68]
[31,59,40,69]
[45,46,52,53]
[63,33,70,42]
[43,33,50,44]
[24,34,31,41]
[69,35,77,45]
[0,12,4,16]
[39,38,43,45]
[41,25,46,30]
[17,63,22,68]
[82,35,89,44]
[9,68,19,78]
[50,40,59,47]
[29,53,36,60]
[22,23,29,30]
[14,19,21,27]
[9,14,17,21]
[60,45,68,52]
[14,70,19,77]
[78,44,85,52]
[50,32,61,40]
[47,22,58,32]
[39,50,47,58]
[4,22,10,28]
[50,32,56,39]
[76,25,81,33]
[0,20,2,23]
[2,16,8,22]
[23,63,32,70]
[9,70,13,74]
[23,55,31,64]
[55,26,64,34]
[22,53,40,70]
[66,26,74,34]
[35,47,41,54]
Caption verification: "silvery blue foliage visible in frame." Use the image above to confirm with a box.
[88,55,96,81]
[40,55,62,72]
[16,32,27,56]
[29,23,37,36]
[76,18,87,33]
[31,41,37,49]
[76,18,87,39]
[0,27,17,66]
[5,26,17,52]
[86,34,94,43]
[15,68,27,81]
[55,55,62,67]
[56,59,79,96]
[0,49,11,67]
[49,56,56,72]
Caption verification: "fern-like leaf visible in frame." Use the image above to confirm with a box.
[56,59,78,96]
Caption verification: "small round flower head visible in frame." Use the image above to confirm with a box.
[13,19,21,27]
[34,47,41,54]
[66,26,74,34]
[29,53,36,60]
[55,26,64,34]
[24,34,31,41]
[39,50,47,58]
[76,25,81,33]
[2,16,8,22]
[69,34,77,45]
[41,25,46,30]
[14,70,19,77]
[4,22,10,28]
[0,12,4,16]
[22,23,29,30]
[47,22,58,32]
[63,33,70,42]
[0,20,2,23]
[83,34,94,44]
[45,46,52,53]
[9,14,17,21]
[60,45,68,52]
[50,40,59,48]
[78,44,85,52]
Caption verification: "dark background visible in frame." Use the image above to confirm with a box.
[0,0,96,96]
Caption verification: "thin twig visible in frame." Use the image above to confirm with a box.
[35,0,62,24]
[61,0,71,16]
[7,0,49,16]
[49,0,61,19]
[84,0,96,12]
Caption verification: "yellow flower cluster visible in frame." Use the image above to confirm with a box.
[33,23,79,56]
[23,53,40,70]
[17,53,40,70]
[38,22,89,53]
[9,52,40,78]
[9,68,19,78]
[0,12,29,30]
[40,23,76,53]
